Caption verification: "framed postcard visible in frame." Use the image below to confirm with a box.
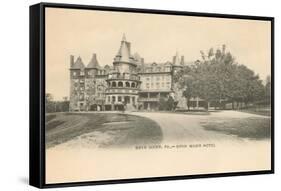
[29,2,274,188]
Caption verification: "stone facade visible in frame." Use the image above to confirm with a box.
[69,35,197,111]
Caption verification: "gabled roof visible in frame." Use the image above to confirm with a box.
[87,53,100,69]
[72,56,85,69]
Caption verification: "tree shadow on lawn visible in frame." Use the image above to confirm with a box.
[201,117,271,140]
[45,112,163,149]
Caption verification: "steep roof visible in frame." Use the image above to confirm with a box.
[87,53,100,69]
[72,56,85,69]
[114,34,133,63]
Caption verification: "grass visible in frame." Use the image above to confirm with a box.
[46,112,162,148]
[201,117,271,140]
[239,107,271,116]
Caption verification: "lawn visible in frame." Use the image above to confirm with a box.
[201,117,271,140]
[239,107,271,116]
[46,112,162,148]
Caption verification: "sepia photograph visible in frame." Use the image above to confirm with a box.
[44,6,272,184]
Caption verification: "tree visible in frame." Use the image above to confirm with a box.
[159,97,166,111]
[265,75,271,105]
[46,93,55,113]
[194,45,265,110]
[174,66,196,110]
[166,96,175,111]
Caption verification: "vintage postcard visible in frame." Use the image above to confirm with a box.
[44,7,272,184]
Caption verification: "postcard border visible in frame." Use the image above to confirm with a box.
[29,2,274,188]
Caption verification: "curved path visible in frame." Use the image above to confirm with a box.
[130,110,269,144]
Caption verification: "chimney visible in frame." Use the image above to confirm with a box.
[173,56,176,64]
[180,56,185,65]
[70,55,74,67]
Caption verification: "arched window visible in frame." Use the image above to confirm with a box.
[131,82,136,88]
[118,81,123,87]
[125,82,130,87]
[112,81,116,87]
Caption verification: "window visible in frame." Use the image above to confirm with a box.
[118,81,123,87]
[166,82,171,88]
[80,87,84,91]
[156,77,160,81]
[73,72,76,76]
[156,82,160,88]
[131,83,136,88]
[88,71,92,76]
[112,96,116,103]
[112,82,116,87]
[80,71,85,76]
[118,96,122,102]
[146,77,150,81]
[146,83,150,89]
[125,82,130,87]
[108,96,110,102]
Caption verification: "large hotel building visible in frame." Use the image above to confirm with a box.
[69,35,202,111]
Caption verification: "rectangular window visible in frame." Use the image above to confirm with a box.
[146,83,150,89]
[156,82,160,88]
[108,96,110,102]
[73,72,76,76]
[112,96,116,103]
[166,82,171,88]
[118,96,122,102]
[80,71,85,76]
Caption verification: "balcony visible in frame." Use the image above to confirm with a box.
[107,74,140,81]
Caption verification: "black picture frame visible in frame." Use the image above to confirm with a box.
[30,2,274,189]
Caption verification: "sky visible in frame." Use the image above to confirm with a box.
[45,7,271,100]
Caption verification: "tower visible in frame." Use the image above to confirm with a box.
[105,34,141,111]
[69,56,86,111]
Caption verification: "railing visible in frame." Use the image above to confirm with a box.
[107,75,140,81]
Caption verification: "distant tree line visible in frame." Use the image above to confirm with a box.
[174,45,271,111]
[45,93,70,113]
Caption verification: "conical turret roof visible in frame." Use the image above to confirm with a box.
[72,56,85,69]
[87,53,100,69]
[115,34,131,62]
